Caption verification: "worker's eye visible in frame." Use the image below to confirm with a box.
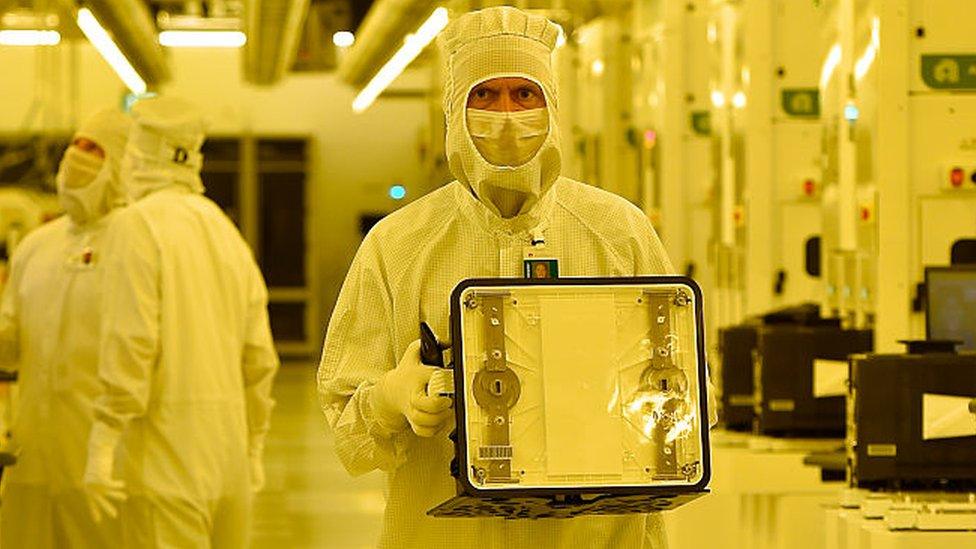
[474,88,492,100]
[517,88,535,100]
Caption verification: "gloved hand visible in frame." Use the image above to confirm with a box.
[706,366,719,428]
[249,444,266,493]
[83,423,126,523]
[371,340,454,437]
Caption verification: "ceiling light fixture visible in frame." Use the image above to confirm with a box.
[333,30,354,48]
[352,7,449,113]
[76,8,146,94]
[0,29,60,46]
[159,30,247,48]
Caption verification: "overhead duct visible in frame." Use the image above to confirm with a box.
[243,0,311,85]
[336,0,437,88]
[83,0,171,88]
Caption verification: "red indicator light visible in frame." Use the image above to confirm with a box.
[803,179,816,196]
[950,167,965,187]
[860,207,871,222]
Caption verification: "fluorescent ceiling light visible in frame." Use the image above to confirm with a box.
[76,8,147,94]
[0,29,60,46]
[819,43,842,90]
[590,59,605,76]
[159,30,246,48]
[352,7,449,113]
[732,91,746,109]
[854,17,880,81]
[333,31,354,48]
[710,90,726,108]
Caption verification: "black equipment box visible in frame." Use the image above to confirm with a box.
[754,324,873,437]
[719,325,758,431]
[718,303,864,435]
[847,341,976,491]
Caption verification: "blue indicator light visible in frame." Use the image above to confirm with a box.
[389,185,407,200]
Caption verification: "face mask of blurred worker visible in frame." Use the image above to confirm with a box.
[56,146,110,225]
[466,107,549,169]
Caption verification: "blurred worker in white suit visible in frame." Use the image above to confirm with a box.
[0,109,131,548]
[82,96,279,548]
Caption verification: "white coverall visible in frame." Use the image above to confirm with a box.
[318,8,674,548]
[87,97,279,548]
[0,109,130,548]
[320,179,675,548]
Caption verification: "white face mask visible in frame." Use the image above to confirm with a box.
[466,108,549,168]
[56,147,110,225]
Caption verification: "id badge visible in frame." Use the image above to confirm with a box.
[523,244,559,279]
[65,246,97,271]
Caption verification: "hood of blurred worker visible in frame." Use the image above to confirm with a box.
[439,6,562,219]
[56,109,131,226]
[122,95,207,201]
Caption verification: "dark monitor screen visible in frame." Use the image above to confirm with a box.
[926,267,976,351]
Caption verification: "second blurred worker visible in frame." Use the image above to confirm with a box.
[0,109,130,549]
[82,96,280,548]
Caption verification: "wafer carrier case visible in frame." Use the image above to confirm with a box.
[426,276,712,519]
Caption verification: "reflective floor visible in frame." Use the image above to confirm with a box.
[253,363,386,549]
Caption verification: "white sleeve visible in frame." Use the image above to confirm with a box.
[629,209,675,276]
[92,209,161,438]
[0,244,28,370]
[317,234,412,476]
[242,264,279,454]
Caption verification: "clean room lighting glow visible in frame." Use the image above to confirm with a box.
[732,91,747,109]
[710,90,726,108]
[844,102,859,122]
[76,8,146,94]
[0,29,60,46]
[332,31,354,48]
[707,22,717,44]
[853,45,876,81]
[819,43,842,90]
[352,7,449,113]
[854,18,880,81]
[591,59,605,76]
[555,25,566,48]
[159,30,246,48]
[123,92,158,112]
[389,185,407,200]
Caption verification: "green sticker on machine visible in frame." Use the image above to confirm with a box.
[690,111,711,136]
[781,89,820,117]
[921,54,976,90]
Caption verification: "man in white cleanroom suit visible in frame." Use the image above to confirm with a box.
[318,7,679,548]
[82,96,279,548]
[0,109,130,548]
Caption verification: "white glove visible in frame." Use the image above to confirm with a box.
[249,445,266,493]
[83,422,127,523]
[707,381,719,428]
[371,340,454,437]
